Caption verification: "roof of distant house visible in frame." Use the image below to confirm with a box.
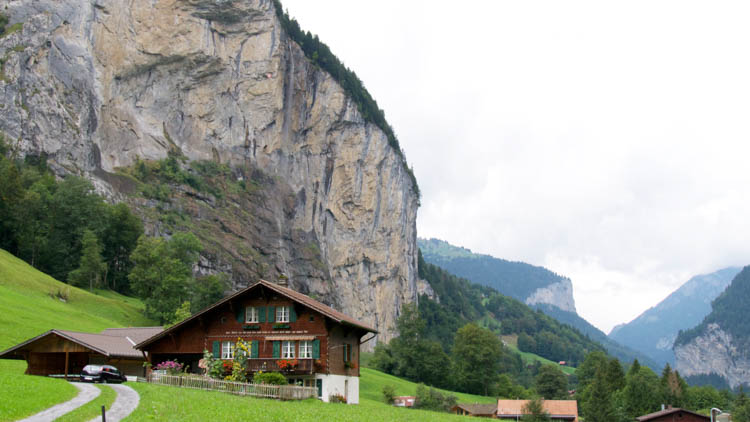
[497,399,578,420]
[452,403,497,416]
[636,407,710,421]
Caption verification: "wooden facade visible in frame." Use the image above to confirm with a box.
[137,280,376,390]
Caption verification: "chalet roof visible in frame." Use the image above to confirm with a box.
[136,279,377,349]
[452,403,497,416]
[497,400,578,420]
[0,327,163,359]
[636,407,710,421]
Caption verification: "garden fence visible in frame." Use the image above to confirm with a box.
[146,373,317,400]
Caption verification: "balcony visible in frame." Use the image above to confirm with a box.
[246,358,316,375]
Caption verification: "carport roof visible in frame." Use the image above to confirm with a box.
[0,327,163,359]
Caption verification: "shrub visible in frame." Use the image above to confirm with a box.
[382,384,396,404]
[154,360,183,375]
[252,371,286,385]
[414,383,457,412]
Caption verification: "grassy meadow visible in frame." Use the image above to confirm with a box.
[0,360,78,421]
[0,249,155,350]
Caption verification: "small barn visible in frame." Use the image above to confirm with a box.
[0,327,162,378]
[451,403,497,417]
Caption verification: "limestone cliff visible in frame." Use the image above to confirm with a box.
[674,323,750,389]
[0,0,419,343]
[524,278,576,313]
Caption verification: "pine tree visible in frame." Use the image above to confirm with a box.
[68,230,106,290]
[584,367,616,422]
[522,397,551,422]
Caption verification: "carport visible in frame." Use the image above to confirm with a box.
[0,327,162,378]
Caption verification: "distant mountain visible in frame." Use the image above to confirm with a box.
[418,238,576,312]
[675,266,750,389]
[609,267,740,367]
[418,238,654,369]
[536,304,659,370]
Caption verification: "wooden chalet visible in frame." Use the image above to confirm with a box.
[496,399,579,421]
[636,406,710,422]
[0,327,162,378]
[135,279,377,404]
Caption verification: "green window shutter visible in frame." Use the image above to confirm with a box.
[312,339,320,359]
[236,306,245,323]
[258,306,266,323]
[268,306,276,323]
[316,379,322,397]
[272,341,280,358]
[251,340,259,358]
[212,341,220,358]
[289,306,297,322]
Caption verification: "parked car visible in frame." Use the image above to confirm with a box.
[80,365,127,383]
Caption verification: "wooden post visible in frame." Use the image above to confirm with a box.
[64,351,69,380]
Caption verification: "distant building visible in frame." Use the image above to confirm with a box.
[636,406,710,422]
[496,399,579,421]
[393,396,415,407]
[451,403,497,417]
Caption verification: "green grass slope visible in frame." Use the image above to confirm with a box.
[360,367,496,404]
[0,249,154,350]
[0,360,78,421]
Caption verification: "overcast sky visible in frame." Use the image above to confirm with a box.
[282,0,750,333]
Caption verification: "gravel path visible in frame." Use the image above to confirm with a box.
[19,382,100,422]
[87,384,140,422]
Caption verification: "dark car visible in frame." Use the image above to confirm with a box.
[80,365,127,383]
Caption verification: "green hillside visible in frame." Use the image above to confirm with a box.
[0,249,154,350]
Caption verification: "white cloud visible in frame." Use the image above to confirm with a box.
[282,0,750,333]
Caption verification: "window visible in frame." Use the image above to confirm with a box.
[343,343,351,362]
[245,306,259,323]
[277,306,290,323]
[221,341,234,359]
[282,340,295,358]
[299,341,313,358]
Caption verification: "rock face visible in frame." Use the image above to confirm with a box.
[524,279,576,313]
[0,0,419,343]
[674,323,750,389]
[608,267,740,366]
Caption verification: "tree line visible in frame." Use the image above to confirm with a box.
[0,136,226,324]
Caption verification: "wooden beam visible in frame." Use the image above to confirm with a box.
[64,351,69,380]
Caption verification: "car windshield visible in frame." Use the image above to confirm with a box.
[83,365,103,372]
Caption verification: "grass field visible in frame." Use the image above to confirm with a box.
[125,382,478,422]
[359,368,495,404]
[56,384,117,422]
[0,249,155,350]
[0,360,78,421]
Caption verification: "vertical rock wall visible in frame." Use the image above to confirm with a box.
[0,0,419,343]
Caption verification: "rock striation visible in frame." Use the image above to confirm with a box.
[0,0,419,343]
[524,278,576,313]
[674,323,750,389]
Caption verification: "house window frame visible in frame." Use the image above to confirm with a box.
[282,340,295,359]
[277,306,290,323]
[245,306,259,323]
[221,341,234,360]
[299,340,313,359]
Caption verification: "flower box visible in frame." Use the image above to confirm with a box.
[272,323,291,330]
[242,324,260,331]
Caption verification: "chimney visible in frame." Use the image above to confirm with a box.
[276,274,289,287]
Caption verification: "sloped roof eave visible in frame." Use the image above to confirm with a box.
[135,280,378,350]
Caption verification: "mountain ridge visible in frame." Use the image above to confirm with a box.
[609,266,740,367]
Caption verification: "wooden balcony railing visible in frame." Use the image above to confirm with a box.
[246,358,315,374]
